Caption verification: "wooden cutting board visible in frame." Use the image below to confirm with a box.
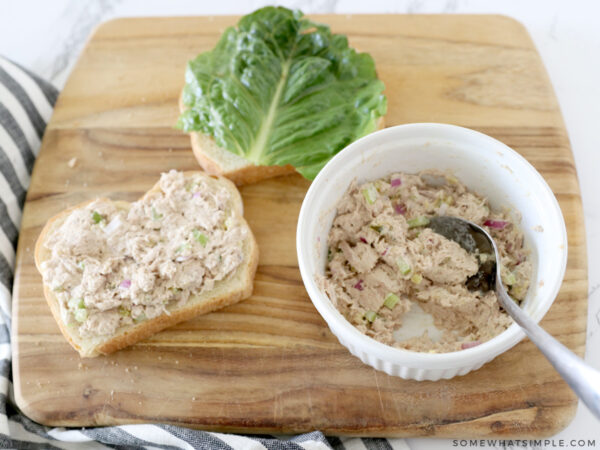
[12,15,587,437]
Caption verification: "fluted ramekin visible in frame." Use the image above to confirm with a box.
[296,123,567,381]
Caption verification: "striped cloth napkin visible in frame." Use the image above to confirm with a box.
[0,55,410,450]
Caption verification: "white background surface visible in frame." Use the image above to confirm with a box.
[2,0,599,448]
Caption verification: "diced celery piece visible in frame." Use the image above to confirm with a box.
[370,225,383,233]
[74,308,88,323]
[364,310,377,322]
[134,313,146,323]
[510,283,526,299]
[411,273,423,285]
[361,185,378,204]
[192,229,208,246]
[407,216,430,228]
[175,243,189,253]
[119,307,130,317]
[151,207,163,220]
[383,293,400,309]
[92,211,103,224]
[396,257,411,275]
[503,271,517,285]
[68,298,84,310]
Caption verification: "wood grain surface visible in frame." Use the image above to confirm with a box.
[12,15,587,437]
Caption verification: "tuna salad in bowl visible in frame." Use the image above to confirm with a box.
[319,170,532,353]
[296,123,567,381]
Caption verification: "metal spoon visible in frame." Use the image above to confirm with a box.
[428,216,600,419]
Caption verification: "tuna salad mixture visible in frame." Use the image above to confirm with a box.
[319,170,532,353]
[40,170,247,339]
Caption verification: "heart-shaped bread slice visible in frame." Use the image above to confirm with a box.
[35,170,258,357]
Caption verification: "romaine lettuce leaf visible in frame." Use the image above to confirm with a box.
[177,6,387,180]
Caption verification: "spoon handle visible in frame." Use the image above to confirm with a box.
[497,285,600,419]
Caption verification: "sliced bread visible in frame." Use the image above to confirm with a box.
[35,171,259,357]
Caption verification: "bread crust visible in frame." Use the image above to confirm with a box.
[179,92,385,185]
[35,171,259,357]
[189,132,296,185]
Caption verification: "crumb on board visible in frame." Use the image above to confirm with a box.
[67,157,77,168]
[533,225,544,232]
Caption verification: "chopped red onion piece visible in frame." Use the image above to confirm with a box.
[193,192,201,198]
[354,280,364,291]
[359,237,367,243]
[390,178,402,187]
[393,203,406,215]
[483,219,508,229]
[120,279,131,289]
[461,341,481,349]
[381,248,388,256]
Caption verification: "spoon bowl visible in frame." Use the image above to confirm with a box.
[431,216,600,419]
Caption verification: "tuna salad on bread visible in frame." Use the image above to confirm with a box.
[35,170,258,357]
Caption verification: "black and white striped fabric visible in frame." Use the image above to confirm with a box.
[0,55,409,450]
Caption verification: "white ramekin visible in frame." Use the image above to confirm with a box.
[296,123,568,381]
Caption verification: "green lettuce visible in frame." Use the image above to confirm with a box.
[177,6,387,180]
